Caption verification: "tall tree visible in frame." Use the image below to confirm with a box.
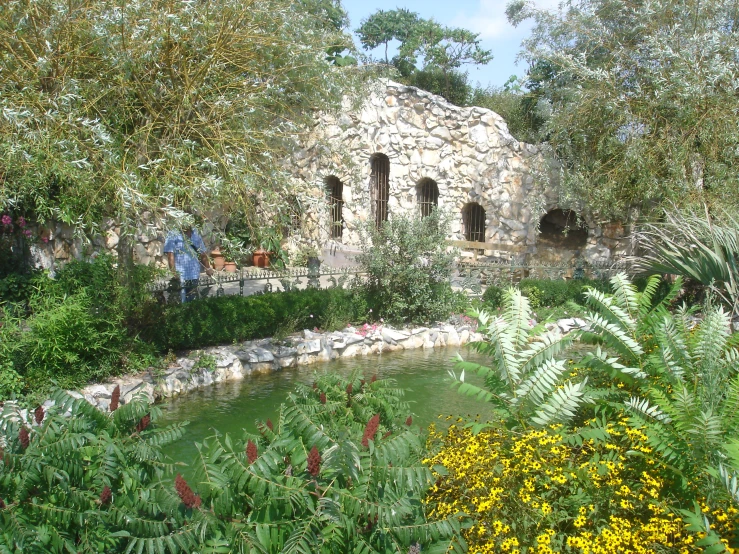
[356,9,492,104]
[0,0,360,234]
[508,0,739,218]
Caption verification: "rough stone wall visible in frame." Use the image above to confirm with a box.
[290,80,630,264]
[30,80,630,271]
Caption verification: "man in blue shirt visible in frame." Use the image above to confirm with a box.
[164,226,214,302]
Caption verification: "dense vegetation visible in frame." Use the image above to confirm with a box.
[440,275,739,551]
[0,376,460,553]
[0,0,361,234]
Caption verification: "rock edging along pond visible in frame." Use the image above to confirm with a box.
[71,322,493,412]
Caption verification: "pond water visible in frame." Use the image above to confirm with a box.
[158,346,493,468]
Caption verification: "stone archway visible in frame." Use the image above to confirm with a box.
[416,178,439,218]
[370,153,389,229]
[538,209,587,248]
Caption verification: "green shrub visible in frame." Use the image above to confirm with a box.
[481,283,504,308]
[157,287,364,350]
[356,210,457,324]
[0,379,460,553]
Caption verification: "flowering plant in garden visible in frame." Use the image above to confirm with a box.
[0,376,461,553]
[424,418,738,553]
[437,274,739,551]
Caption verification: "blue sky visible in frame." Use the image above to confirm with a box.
[341,0,554,89]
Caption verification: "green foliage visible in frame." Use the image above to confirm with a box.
[469,83,547,143]
[356,9,491,104]
[0,256,161,395]
[482,278,610,312]
[510,0,739,217]
[0,377,458,553]
[0,390,189,553]
[451,288,584,428]
[0,0,359,232]
[356,210,457,324]
[157,288,365,350]
[635,207,739,315]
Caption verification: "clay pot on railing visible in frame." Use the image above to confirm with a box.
[252,248,271,268]
[224,261,238,273]
[210,248,225,271]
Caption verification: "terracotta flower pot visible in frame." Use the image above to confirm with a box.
[252,248,271,268]
[224,261,238,273]
[211,248,225,271]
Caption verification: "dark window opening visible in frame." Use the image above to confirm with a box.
[538,209,587,248]
[417,178,439,218]
[462,203,486,243]
[326,176,344,239]
[370,154,390,229]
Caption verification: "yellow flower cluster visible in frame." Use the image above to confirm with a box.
[424,418,739,553]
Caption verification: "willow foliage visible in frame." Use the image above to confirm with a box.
[509,0,739,217]
[0,0,360,231]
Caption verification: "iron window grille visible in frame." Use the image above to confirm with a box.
[326,176,344,239]
[417,178,439,218]
[370,154,389,229]
[462,202,486,243]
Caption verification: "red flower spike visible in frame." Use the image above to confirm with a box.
[266,418,274,431]
[18,427,29,450]
[370,375,377,384]
[405,416,413,426]
[312,382,318,390]
[246,440,258,464]
[320,392,326,405]
[346,383,353,395]
[134,414,150,433]
[361,414,380,448]
[360,379,366,387]
[34,405,44,425]
[307,445,321,477]
[0,497,5,509]
[110,385,121,412]
[100,486,112,505]
[175,473,201,509]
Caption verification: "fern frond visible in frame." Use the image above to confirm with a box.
[586,313,644,360]
[625,397,671,423]
[514,359,569,407]
[531,381,588,427]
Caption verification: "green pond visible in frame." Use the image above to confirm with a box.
[158,346,492,469]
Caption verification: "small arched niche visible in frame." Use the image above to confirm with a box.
[325,176,344,239]
[462,202,486,243]
[370,153,390,229]
[538,209,587,248]
[417,178,439,218]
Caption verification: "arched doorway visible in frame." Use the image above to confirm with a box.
[538,209,587,248]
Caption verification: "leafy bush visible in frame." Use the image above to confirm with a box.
[0,377,460,553]
[425,417,738,552]
[0,390,189,552]
[444,274,739,549]
[481,279,610,311]
[157,287,365,350]
[0,255,161,397]
[356,210,457,324]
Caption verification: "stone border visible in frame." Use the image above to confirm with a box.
[75,323,485,411]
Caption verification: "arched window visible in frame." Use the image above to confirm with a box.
[326,176,344,239]
[462,203,486,243]
[417,178,439,218]
[370,153,390,229]
[538,209,587,248]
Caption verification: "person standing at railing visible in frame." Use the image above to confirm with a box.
[164,226,214,302]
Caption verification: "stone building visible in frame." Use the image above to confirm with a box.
[34,80,629,270]
[288,80,629,266]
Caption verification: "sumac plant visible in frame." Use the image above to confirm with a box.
[0,390,189,553]
[0,375,460,553]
